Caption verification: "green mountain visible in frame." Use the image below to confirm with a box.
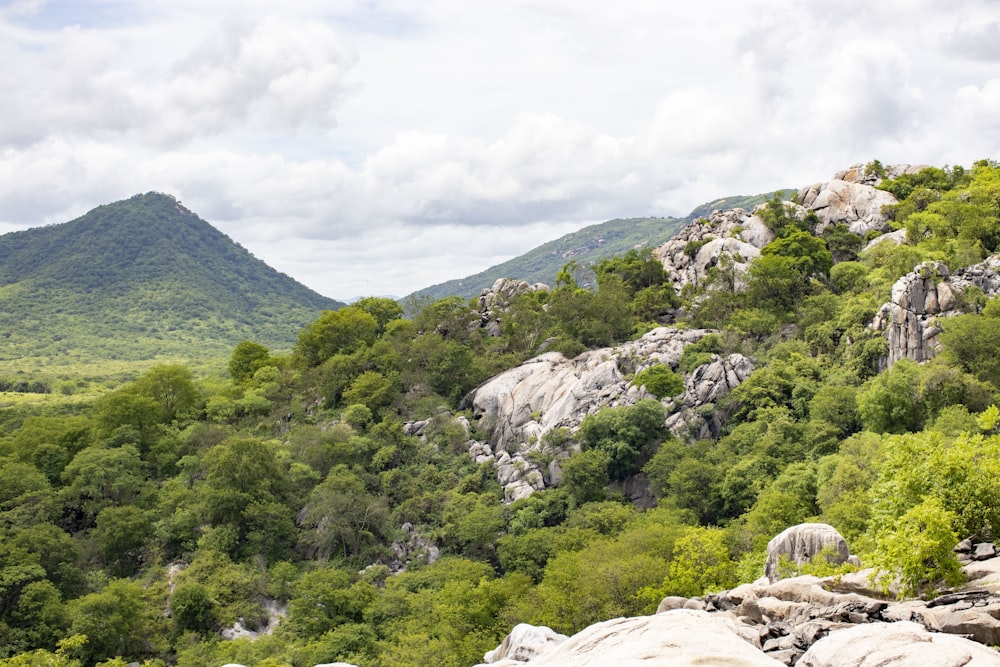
[0,192,343,370]
[407,191,792,303]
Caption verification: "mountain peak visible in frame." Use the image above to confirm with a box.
[0,194,344,364]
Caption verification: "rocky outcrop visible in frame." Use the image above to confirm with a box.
[862,227,908,251]
[478,278,549,337]
[475,623,568,666]
[461,327,754,501]
[872,257,1000,368]
[387,521,440,573]
[478,610,785,666]
[833,163,930,186]
[798,179,895,236]
[765,523,852,583]
[645,553,1000,666]
[798,621,1000,666]
[225,663,359,667]
[797,163,926,237]
[653,207,773,293]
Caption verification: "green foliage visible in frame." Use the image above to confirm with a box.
[352,297,404,336]
[284,567,373,639]
[559,449,610,507]
[940,306,1000,389]
[871,497,963,597]
[830,261,869,294]
[578,399,667,479]
[92,506,152,576]
[295,307,379,368]
[68,579,164,665]
[677,334,724,373]
[857,360,925,433]
[0,193,341,372]
[761,228,834,279]
[228,341,271,384]
[6,162,1000,666]
[547,277,632,350]
[298,465,388,561]
[757,195,804,237]
[169,582,216,634]
[725,346,823,422]
[631,365,684,398]
[659,526,736,597]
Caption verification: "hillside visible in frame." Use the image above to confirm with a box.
[0,192,343,373]
[408,191,792,303]
[4,162,1000,667]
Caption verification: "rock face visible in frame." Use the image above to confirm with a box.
[641,555,1000,666]
[479,610,785,667]
[798,621,1000,666]
[765,523,851,583]
[797,180,896,236]
[872,257,1000,368]
[478,278,549,337]
[653,207,773,293]
[475,623,568,666]
[461,327,754,501]
[796,163,924,236]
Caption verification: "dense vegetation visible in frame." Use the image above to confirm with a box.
[1,163,999,667]
[0,193,341,382]
[408,190,792,303]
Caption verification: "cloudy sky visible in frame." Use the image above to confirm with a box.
[2,0,998,299]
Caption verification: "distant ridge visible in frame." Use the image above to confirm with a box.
[0,192,343,367]
[407,190,792,303]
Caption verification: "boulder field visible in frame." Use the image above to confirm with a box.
[474,524,1000,667]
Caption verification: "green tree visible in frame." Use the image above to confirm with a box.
[196,437,294,558]
[871,497,963,597]
[284,567,373,639]
[68,579,163,665]
[631,365,684,399]
[295,307,378,367]
[11,524,84,599]
[169,581,216,634]
[59,445,150,530]
[341,371,398,414]
[577,399,667,479]
[92,506,152,577]
[660,526,736,597]
[857,359,925,433]
[228,341,271,384]
[761,228,834,279]
[939,307,1000,389]
[353,297,404,336]
[298,465,388,560]
[133,365,202,424]
[745,255,807,314]
[559,449,610,507]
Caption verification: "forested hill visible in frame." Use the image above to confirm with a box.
[407,191,792,303]
[0,192,343,367]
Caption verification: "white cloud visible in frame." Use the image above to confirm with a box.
[1,0,999,299]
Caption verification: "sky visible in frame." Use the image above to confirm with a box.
[1,0,999,300]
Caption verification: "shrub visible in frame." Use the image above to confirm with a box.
[631,365,684,398]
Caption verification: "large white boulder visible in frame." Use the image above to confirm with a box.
[797,621,1000,666]
[509,610,783,666]
[462,327,754,499]
[765,523,850,583]
[476,623,568,664]
[797,177,896,236]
